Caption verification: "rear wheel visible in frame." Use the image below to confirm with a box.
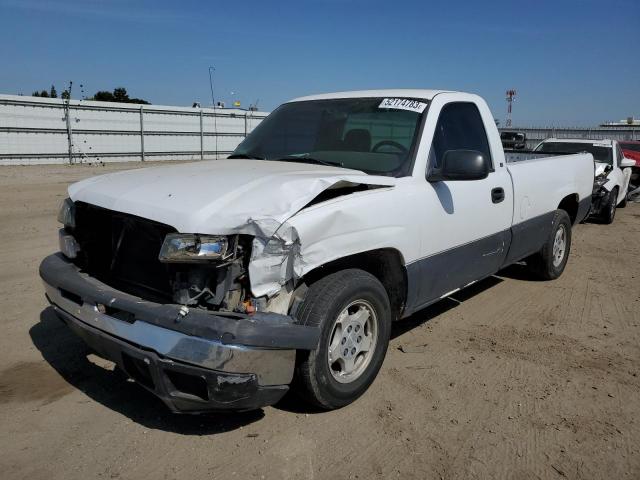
[602,188,618,224]
[527,210,572,280]
[294,269,391,409]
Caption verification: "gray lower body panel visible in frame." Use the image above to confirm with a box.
[403,210,561,316]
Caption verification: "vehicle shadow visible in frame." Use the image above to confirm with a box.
[390,275,503,339]
[494,262,546,282]
[30,308,264,434]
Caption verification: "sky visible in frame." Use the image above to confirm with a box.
[0,0,638,126]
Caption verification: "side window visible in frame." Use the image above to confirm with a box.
[428,102,493,171]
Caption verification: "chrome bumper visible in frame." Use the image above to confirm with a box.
[40,254,319,411]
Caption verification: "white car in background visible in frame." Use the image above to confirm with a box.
[534,138,634,223]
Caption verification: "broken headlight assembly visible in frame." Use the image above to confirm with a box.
[594,174,609,188]
[592,173,610,196]
[159,234,252,312]
[57,197,76,228]
[159,234,231,263]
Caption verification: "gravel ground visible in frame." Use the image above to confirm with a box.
[1,162,639,480]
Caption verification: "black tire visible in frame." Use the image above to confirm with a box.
[602,188,618,224]
[294,269,391,409]
[619,190,628,208]
[527,210,572,280]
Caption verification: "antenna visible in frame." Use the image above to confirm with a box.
[505,89,516,128]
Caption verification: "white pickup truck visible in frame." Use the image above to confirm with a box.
[533,138,634,223]
[41,89,594,413]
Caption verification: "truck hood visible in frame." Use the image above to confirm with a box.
[68,159,396,235]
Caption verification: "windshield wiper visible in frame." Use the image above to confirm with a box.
[274,156,344,168]
[228,153,266,160]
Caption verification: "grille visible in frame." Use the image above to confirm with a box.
[72,202,177,302]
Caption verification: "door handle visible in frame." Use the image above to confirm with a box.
[491,187,505,204]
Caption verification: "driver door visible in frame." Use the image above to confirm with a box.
[414,101,512,308]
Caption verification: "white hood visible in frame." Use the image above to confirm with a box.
[68,159,395,235]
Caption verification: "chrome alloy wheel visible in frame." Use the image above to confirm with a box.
[552,224,567,268]
[327,300,378,383]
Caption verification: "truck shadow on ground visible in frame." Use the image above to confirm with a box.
[30,308,264,434]
[389,275,504,340]
[32,269,535,421]
[277,274,508,414]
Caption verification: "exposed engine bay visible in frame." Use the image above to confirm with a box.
[70,202,256,314]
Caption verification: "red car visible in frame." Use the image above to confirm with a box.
[620,140,640,166]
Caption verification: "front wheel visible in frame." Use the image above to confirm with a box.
[527,210,572,280]
[293,269,391,409]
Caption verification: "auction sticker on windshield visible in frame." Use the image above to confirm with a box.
[378,98,428,113]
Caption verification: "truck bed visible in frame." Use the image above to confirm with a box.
[506,152,594,222]
[505,151,568,163]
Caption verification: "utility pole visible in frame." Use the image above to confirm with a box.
[505,89,516,128]
[209,66,218,158]
[208,66,215,107]
[64,81,74,164]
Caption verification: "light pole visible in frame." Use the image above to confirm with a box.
[208,66,218,158]
[208,66,215,107]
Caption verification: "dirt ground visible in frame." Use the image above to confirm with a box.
[1,162,639,480]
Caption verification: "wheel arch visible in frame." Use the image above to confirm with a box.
[557,193,579,224]
[300,248,408,321]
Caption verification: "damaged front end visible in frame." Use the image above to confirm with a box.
[68,201,276,316]
[590,167,612,216]
[42,200,318,412]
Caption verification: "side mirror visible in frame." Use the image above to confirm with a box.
[429,150,490,181]
[620,157,636,168]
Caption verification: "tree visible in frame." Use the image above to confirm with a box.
[128,97,150,105]
[93,90,115,102]
[61,90,70,100]
[113,87,128,102]
[50,85,57,98]
[39,90,49,97]
[89,87,150,104]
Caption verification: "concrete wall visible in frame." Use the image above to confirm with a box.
[0,94,268,165]
[499,126,640,150]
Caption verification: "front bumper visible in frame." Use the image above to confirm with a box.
[591,186,612,216]
[40,253,319,412]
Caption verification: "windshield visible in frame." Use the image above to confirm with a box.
[620,142,640,153]
[230,97,427,176]
[535,141,613,164]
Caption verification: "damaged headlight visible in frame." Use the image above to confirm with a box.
[57,197,76,228]
[594,174,609,188]
[159,234,229,263]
